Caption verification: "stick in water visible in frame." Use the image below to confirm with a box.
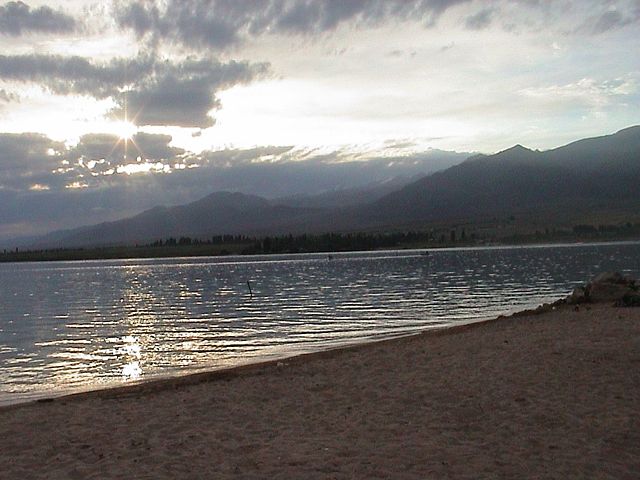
[247,280,253,297]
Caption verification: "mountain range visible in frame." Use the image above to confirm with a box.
[366,126,640,226]
[30,126,640,248]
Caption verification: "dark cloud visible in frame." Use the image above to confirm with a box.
[0,54,153,97]
[131,132,186,160]
[115,1,161,37]
[273,0,366,34]
[112,58,269,128]
[72,133,134,161]
[575,5,640,35]
[70,132,185,164]
[0,131,187,197]
[0,1,75,36]
[590,10,633,34]
[464,7,494,30]
[0,54,269,127]
[115,0,471,50]
[58,132,187,184]
[0,133,64,191]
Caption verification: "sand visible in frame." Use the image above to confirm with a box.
[1,303,639,479]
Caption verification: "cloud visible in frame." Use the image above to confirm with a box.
[71,131,184,161]
[574,4,640,35]
[0,88,18,102]
[198,146,296,168]
[0,1,75,36]
[131,144,469,200]
[72,133,138,161]
[115,0,471,50]
[0,53,269,127]
[0,54,152,97]
[519,76,639,108]
[590,9,634,34]
[386,49,417,58]
[130,132,186,160]
[0,131,190,200]
[464,7,494,30]
[111,58,269,128]
[63,132,187,182]
[0,133,64,190]
[439,41,455,52]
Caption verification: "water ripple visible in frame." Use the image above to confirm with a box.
[1,242,640,404]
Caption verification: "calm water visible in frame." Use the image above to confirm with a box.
[1,242,639,405]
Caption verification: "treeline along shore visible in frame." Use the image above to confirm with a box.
[3,221,640,262]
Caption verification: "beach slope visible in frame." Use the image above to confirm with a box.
[1,303,639,479]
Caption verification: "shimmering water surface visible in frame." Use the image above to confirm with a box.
[1,242,640,405]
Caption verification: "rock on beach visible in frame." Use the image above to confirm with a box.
[567,271,639,305]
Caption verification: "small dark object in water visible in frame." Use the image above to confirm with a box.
[247,280,253,297]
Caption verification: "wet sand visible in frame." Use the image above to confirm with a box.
[1,303,639,479]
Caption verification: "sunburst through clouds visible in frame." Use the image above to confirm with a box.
[106,91,145,167]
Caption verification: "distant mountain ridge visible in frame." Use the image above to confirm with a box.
[364,126,640,225]
[273,174,423,209]
[30,126,640,248]
[34,191,322,247]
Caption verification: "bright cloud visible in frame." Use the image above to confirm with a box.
[520,76,639,109]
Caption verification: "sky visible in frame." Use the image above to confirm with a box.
[0,0,639,241]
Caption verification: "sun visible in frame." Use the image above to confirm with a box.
[106,120,141,161]
[112,120,137,140]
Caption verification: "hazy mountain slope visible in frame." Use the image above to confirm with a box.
[365,126,640,224]
[187,149,471,200]
[30,126,640,248]
[42,192,320,247]
[273,174,423,209]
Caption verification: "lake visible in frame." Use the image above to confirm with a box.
[1,241,639,405]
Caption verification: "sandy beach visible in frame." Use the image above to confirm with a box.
[1,303,639,479]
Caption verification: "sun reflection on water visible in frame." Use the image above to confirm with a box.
[120,336,142,379]
[122,361,142,380]
[2,244,640,405]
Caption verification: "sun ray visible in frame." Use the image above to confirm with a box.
[106,90,144,162]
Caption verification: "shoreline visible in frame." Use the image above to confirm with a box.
[3,238,640,264]
[2,301,639,478]
[1,301,555,411]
